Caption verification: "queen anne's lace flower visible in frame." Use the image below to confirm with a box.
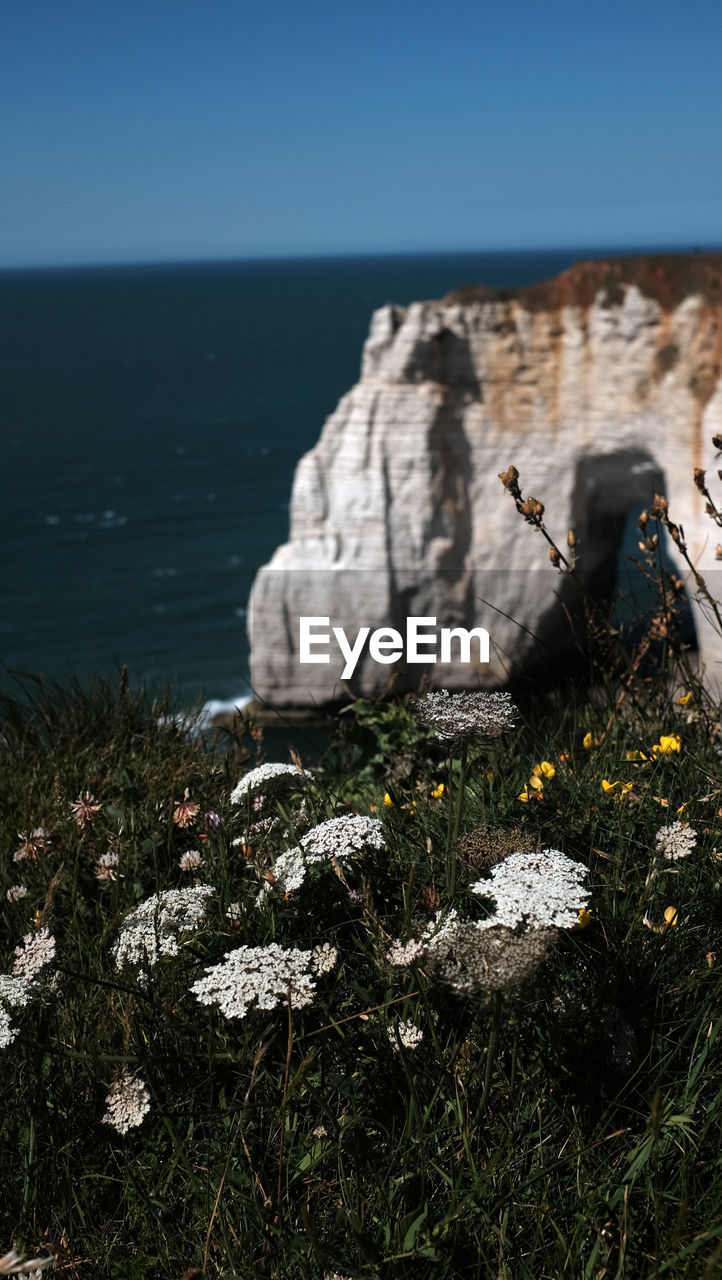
[655,821,697,861]
[470,848,589,930]
[388,1019,424,1051]
[230,762,312,803]
[0,975,33,1051]
[300,815,384,862]
[102,1070,151,1135]
[311,943,338,975]
[425,919,556,996]
[191,943,318,1020]
[12,927,57,981]
[112,886,213,970]
[386,938,426,967]
[415,689,519,742]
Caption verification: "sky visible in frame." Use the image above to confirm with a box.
[2,0,722,268]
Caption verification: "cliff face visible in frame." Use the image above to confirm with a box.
[249,255,722,708]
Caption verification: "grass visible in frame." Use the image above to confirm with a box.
[1,658,722,1280]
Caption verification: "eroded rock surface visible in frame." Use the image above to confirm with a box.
[250,255,722,708]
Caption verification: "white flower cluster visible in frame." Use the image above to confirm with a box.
[102,1069,151,1135]
[388,1019,424,1051]
[261,815,385,899]
[0,974,33,1050]
[656,821,697,861]
[301,815,385,862]
[415,689,519,742]
[470,848,590,930]
[190,943,318,1020]
[386,938,426,967]
[230,762,312,803]
[6,885,28,903]
[311,942,338,975]
[178,849,204,871]
[95,849,121,882]
[12,927,57,981]
[112,885,213,970]
[425,919,557,996]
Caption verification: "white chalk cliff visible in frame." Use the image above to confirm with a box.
[250,255,722,708]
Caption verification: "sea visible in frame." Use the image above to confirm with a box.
[0,247,679,717]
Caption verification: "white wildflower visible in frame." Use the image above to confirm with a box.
[102,1070,151,1135]
[230,762,312,803]
[415,689,519,742]
[388,1019,424,1051]
[312,942,338,975]
[386,938,425,967]
[112,885,213,971]
[0,975,33,1051]
[12,928,57,981]
[300,815,385,863]
[425,920,556,996]
[263,846,312,895]
[656,821,697,861]
[6,885,28,903]
[178,849,204,871]
[191,943,317,1020]
[470,848,589,930]
[95,849,120,882]
[225,901,243,922]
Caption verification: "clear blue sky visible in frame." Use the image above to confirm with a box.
[2,0,721,267]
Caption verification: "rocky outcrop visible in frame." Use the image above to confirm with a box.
[249,254,722,709]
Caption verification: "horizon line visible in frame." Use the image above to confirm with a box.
[2,240,722,276]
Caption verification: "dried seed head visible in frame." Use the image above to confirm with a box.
[566,529,576,548]
[498,465,519,491]
[549,546,561,567]
[638,509,649,528]
[694,467,707,492]
[649,494,668,519]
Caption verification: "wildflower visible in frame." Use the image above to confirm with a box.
[414,689,518,743]
[95,849,120,882]
[102,1070,151,1135]
[677,691,693,706]
[383,793,394,807]
[112,886,213,971]
[656,821,697,861]
[226,901,243,922]
[582,732,600,749]
[652,734,681,755]
[178,849,204,871]
[205,811,221,827]
[190,943,318,1020]
[470,848,590,931]
[386,938,426,967]
[664,905,679,928]
[425,918,556,996]
[574,907,594,930]
[12,927,57,981]
[311,942,338,975]
[300,815,385,863]
[70,792,102,826]
[0,1249,55,1274]
[230,762,312,804]
[388,1020,424,1051]
[532,761,556,779]
[173,788,200,828]
[431,783,445,798]
[6,886,28,903]
[518,783,542,803]
[601,779,633,795]
[0,975,32,1050]
[13,827,50,862]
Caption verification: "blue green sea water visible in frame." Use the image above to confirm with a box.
[0,248,674,713]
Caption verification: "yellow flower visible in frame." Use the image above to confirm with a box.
[529,774,544,791]
[518,785,530,803]
[601,779,618,792]
[626,749,649,762]
[676,691,693,706]
[653,734,682,755]
[430,783,445,799]
[574,907,593,930]
[664,905,679,928]
[384,793,394,807]
[677,802,688,814]
[532,761,556,779]
[582,732,600,750]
